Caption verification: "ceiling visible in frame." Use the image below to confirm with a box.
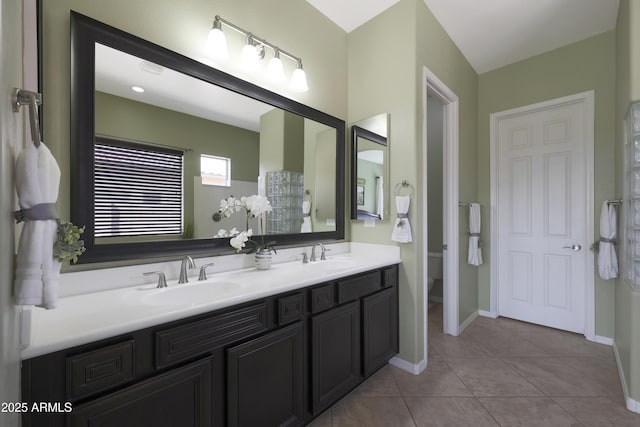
[306,0,619,74]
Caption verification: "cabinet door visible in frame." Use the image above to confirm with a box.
[227,322,304,427]
[68,357,213,427]
[363,287,398,377]
[311,300,360,414]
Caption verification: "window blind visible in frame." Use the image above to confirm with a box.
[94,138,183,238]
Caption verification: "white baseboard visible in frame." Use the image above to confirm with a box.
[479,310,497,318]
[593,335,613,346]
[613,342,640,414]
[389,356,426,375]
[458,310,479,334]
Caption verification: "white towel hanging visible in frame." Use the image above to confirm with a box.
[598,201,618,280]
[391,195,412,243]
[301,200,312,233]
[467,203,483,266]
[14,142,61,309]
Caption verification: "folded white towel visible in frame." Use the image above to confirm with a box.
[598,201,618,280]
[14,142,61,309]
[301,200,312,233]
[467,203,483,266]
[391,195,412,243]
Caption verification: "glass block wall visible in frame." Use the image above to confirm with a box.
[266,170,304,234]
[626,101,640,290]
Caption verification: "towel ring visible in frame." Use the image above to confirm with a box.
[394,180,415,198]
[304,189,311,201]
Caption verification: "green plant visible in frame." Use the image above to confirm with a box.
[53,220,86,264]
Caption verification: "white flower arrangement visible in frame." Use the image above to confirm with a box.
[214,195,276,254]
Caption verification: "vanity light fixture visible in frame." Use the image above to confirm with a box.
[207,18,228,59]
[241,35,263,71]
[266,49,285,82]
[207,15,308,92]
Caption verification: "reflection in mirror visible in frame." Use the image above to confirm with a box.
[351,114,389,221]
[71,12,344,262]
[95,44,336,242]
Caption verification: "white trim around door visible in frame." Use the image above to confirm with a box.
[489,90,595,341]
[423,67,459,351]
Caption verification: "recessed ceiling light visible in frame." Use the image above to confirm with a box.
[131,86,145,93]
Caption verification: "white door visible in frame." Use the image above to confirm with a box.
[495,96,591,334]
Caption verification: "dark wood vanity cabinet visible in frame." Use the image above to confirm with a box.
[68,356,213,427]
[21,264,398,427]
[227,322,305,427]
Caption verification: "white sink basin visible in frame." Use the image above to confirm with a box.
[129,281,242,307]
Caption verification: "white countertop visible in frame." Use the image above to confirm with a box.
[21,243,400,360]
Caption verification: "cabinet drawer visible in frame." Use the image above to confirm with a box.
[278,293,304,325]
[382,266,398,288]
[66,339,134,401]
[337,272,381,304]
[156,303,268,369]
[311,284,335,314]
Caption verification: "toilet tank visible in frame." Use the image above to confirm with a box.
[427,252,443,279]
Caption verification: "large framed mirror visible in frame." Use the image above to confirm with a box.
[350,114,389,221]
[70,12,345,263]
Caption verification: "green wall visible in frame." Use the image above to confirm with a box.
[615,0,640,404]
[41,0,347,222]
[95,91,259,232]
[348,0,479,364]
[477,31,617,338]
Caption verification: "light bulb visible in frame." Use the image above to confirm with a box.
[267,52,285,82]
[291,64,308,92]
[207,26,228,59]
[241,40,261,71]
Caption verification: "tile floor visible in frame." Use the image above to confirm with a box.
[308,303,640,426]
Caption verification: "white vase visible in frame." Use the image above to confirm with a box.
[254,248,273,270]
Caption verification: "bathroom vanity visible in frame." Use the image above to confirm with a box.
[21,257,399,427]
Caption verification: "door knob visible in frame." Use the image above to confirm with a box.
[562,244,582,251]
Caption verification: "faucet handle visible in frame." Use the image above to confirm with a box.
[320,247,331,261]
[301,252,309,264]
[144,271,167,288]
[198,262,215,281]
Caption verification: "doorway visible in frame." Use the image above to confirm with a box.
[426,94,445,315]
[423,67,459,355]
[490,91,595,339]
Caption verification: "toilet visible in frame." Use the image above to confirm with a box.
[427,252,443,295]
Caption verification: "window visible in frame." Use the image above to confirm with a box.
[94,137,183,238]
[201,154,231,187]
[625,102,640,290]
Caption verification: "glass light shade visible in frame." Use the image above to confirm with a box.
[266,56,285,82]
[207,27,228,59]
[291,67,308,92]
[241,43,261,71]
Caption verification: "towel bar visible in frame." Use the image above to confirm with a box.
[12,88,42,148]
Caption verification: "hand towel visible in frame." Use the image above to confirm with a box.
[598,201,618,280]
[14,142,61,309]
[301,200,312,233]
[467,203,483,266]
[391,195,412,243]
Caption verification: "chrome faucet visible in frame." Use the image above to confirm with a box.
[178,256,196,284]
[310,243,326,262]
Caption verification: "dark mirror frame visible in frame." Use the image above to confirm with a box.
[350,125,387,220]
[70,11,345,263]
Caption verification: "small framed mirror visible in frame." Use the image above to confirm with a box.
[351,114,389,220]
